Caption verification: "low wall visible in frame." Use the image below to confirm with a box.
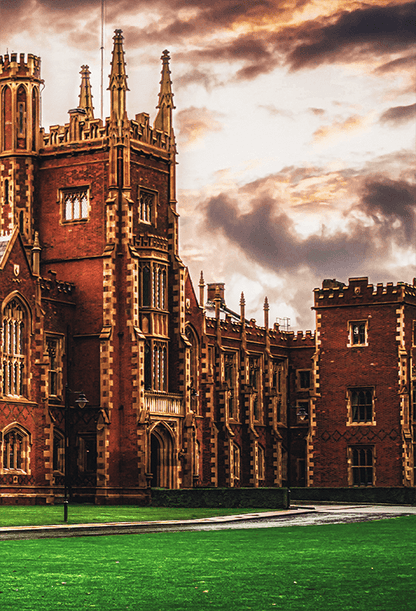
[291,487,416,505]
[151,487,288,508]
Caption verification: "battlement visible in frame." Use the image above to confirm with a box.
[42,118,106,147]
[40,271,75,299]
[286,330,316,346]
[41,115,173,151]
[0,53,41,79]
[314,276,416,307]
[131,114,173,151]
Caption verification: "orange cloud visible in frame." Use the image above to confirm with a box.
[312,114,367,144]
[175,106,223,147]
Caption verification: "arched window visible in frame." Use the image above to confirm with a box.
[144,343,151,390]
[232,442,240,485]
[160,269,166,310]
[2,426,29,472]
[16,85,27,149]
[258,445,265,481]
[2,85,12,150]
[152,343,168,391]
[32,88,38,151]
[4,178,9,204]
[2,299,26,397]
[142,266,151,307]
[186,325,199,413]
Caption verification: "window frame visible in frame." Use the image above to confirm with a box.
[348,320,368,347]
[231,442,241,485]
[224,351,238,420]
[297,369,312,390]
[60,187,90,224]
[347,387,375,425]
[144,340,168,392]
[140,262,168,310]
[2,298,27,398]
[77,433,97,474]
[348,445,375,487]
[138,188,157,225]
[53,429,65,474]
[2,425,30,473]
[249,355,262,422]
[45,335,64,400]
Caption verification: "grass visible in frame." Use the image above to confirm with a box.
[0,516,415,610]
[0,505,275,528]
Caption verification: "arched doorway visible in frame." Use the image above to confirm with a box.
[150,424,174,488]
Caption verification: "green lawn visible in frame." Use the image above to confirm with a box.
[0,516,415,610]
[0,505,274,528]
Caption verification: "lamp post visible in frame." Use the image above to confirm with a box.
[63,386,89,523]
[286,403,308,509]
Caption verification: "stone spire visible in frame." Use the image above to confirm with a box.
[154,50,175,134]
[108,29,128,124]
[264,296,269,330]
[78,65,94,120]
[240,292,246,322]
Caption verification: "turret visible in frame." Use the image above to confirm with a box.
[0,53,43,242]
[0,52,42,154]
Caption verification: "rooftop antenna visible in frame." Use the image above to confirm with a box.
[100,0,105,120]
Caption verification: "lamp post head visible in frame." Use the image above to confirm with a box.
[296,404,308,422]
[75,392,89,409]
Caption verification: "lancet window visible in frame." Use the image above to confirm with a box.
[62,188,89,222]
[2,427,29,472]
[2,299,26,397]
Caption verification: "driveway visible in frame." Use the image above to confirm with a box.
[1,503,415,540]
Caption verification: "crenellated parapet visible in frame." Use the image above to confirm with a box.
[40,272,75,299]
[0,53,41,79]
[42,118,106,147]
[286,329,316,347]
[314,276,416,308]
[41,114,173,152]
[131,114,173,152]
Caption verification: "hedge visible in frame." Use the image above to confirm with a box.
[291,487,416,505]
[150,487,288,508]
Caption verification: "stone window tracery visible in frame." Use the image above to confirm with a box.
[2,299,26,397]
[139,190,155,224]
[2,426,29,472]
[62,188,89,222]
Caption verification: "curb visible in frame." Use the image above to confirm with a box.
[0,508,316,540]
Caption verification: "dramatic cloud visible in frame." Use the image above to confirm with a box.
[380,103,416,125]
[359,177,416,241]
[176,106,224,147]
[202,173,416,279]
[286,2,416,71]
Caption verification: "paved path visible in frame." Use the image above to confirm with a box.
[1,504,415,540]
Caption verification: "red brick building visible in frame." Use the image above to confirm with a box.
[311,277,416,488]
[0,32,413,504]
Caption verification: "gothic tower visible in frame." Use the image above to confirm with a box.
[0,53,42,243]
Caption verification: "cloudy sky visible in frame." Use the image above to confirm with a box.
[1,0,415,330]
